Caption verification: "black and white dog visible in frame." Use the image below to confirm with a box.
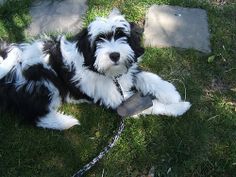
[0,9,191,130]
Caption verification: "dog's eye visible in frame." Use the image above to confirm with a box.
[114,28,126,39]
[115,29,123,35]
[95,34,106,42]
[99,34,106,39]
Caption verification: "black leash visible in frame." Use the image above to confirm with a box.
[72,76,125,177]
[72,117,125,177]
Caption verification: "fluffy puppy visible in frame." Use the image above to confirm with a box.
[0,9,191,130]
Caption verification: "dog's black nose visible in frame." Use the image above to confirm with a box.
[109,52,120,63]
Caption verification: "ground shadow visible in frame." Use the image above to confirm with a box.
[0,0,32,42]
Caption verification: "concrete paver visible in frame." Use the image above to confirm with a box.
[26,0,87,36]
[144,5,211,53]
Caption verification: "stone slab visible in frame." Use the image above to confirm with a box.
[26,0,87,36]
[144,5,211,53]
[0,0,6,5]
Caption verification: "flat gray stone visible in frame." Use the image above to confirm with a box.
[0,0,6,5]
[144,5,211,53]
[26,0,87,36]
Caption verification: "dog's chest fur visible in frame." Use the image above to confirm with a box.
[71,61,138,108]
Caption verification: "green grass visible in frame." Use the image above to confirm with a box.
[0,0,236,176]
[0,0,32,42]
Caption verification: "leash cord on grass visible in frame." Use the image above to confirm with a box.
[72,117,125,177]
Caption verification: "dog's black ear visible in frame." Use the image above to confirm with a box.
[74,28,95,68]
[128,22,145,61]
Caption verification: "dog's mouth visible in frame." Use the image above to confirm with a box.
[113,61,120,66]
[103,63,128,77]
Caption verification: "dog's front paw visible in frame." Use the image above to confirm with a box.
[102,91,123,109]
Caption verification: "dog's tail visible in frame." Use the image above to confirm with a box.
[0,41,23,79]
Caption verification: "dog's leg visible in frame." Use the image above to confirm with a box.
[135,71,187,104]
[23,67,80,130]
[139,99,191,117]
[134,71,191,116]
[36,111,80,130]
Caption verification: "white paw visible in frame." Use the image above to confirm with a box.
[156,90,181,104]
[63,115,80,129]
[170,101,191,117]
[150,100,191,117]
[154,81,182,104]
[105,92,123,109]
[37,111,80,130]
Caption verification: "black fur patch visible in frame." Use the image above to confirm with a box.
[74,29,97,71]
[128,22,145,60]
[23,63,67,100]
[0,70,51,123]
[43,38,91,101]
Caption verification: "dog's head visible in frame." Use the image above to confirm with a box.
[75,9,144,77]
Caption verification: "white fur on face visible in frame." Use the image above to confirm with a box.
[94,37,134,76]
[87,10,135,77]
[88,10,131,43]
